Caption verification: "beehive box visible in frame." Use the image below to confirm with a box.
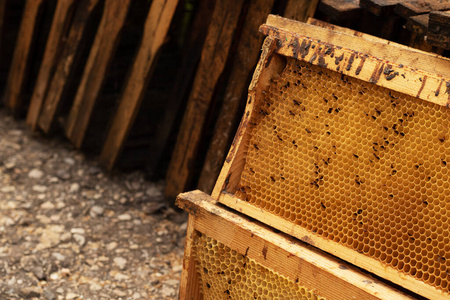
[212,15,450,300]
[177,190,417,299]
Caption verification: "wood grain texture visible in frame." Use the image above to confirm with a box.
[37,0,100,133]
[284,0,319,21]
[261,15,450,106]
[178,214,201,300]
[26,0,76,130]
[427,10,450,49]
[359,0,402,16]
[164,0,245,200]
[64,0,131,148]
[99,0,179,170]
[197,0,276,194]
[177,190,417,300]
[395,0,450,18]
[318,0,361,21]
[3,0,44,114]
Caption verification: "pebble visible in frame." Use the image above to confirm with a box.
[1,186,16,193]
[112,289,127,297]
[70,228,85,235]
[89,282,102,291]
[52,252,66,261]
[56,169,71,180]
[33,266,45,280]
[60,232,72,243]
[28,168,44,179]
[132,292,141,299]
[43,289,57,300]
[113,257,127,270]
[161,285,176,297]
[63,157,76,166]
[117,213,131,221]
[33,185,48,193]
[73,234,86,246]
[41,201,55,210]
[106,241,118,251]
[69,183,80,193]
[66,292,79,300]
[20,286,42,298]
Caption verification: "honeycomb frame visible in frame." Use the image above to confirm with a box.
[212,15,450,300]
[177,190,415,300]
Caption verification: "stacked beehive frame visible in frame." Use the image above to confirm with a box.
[209,15,450,300]
[177,190,415,299]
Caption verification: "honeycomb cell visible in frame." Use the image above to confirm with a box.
[234,59,450,293]
[193,232,324,299]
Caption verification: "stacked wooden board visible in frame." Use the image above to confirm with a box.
[178,14,450,300]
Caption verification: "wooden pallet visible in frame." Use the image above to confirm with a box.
[177,190,417,300]
[212,15,450,300]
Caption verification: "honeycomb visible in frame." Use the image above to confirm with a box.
[193,231,324,299]
[235,58,450,292]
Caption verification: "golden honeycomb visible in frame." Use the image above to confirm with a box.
[193,231,324,299]
[235,58,450,292]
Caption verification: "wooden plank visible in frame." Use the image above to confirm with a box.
[37,0,100,133]
[3,0,44,114]
[427,10,450,49]
[196,0,276,194]
[197,0,320,194]
[64,0,132,148]
[177,190,417,300]
[145,0,215,178]
[395,0,450,18]
[99,0,179,170]
[164,0,245,200]
[284,0,320,21]
[260,15,450,106]
[359,0,403,16]
[178,214,201,300]
[405,12,429,36]
[26,0,76,130]
[318,0,362,21]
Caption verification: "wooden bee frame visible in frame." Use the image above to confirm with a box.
[177,190,416,300]
[212,15,450,300]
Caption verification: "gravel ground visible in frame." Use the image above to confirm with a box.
[0,109,187,299]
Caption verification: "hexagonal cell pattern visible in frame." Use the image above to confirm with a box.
[235,58,450,292]
[193,232,324,299]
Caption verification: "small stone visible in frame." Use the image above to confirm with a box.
[88,166,101,175]
[113,257,127,270]
[33,185,48,193]
[63,157,75,166]
[132,292,141,299]
[89,205,104,217]
[56,287,64,294]
[50,272,60,281]
[73,234,85,246]
[43,289,56,300]
[20,286,42,298]
[66,292,79,300]
[61,268,70,277]
[113,272,129,281]
[56,169,71,180]
[33,266,45,280]
[28,168,44,179]
[179,221,188,232]
[145,186,163,199]
[4,160,16,169]
[112,289,127,297]
[161,285,176,297]
[89,283,102,291]
[52,252,66,261]
[1,186,16,193]
[60,232,72,243]
[70,228,85,235]
[117,213,131,221]
[106,241,118,251]
[69,183,80,193]
[40,201,55,210]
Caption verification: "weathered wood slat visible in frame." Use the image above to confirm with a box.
[3,0,45,115]
[318,0,362,21]
[177,190,417,300]
[197,0,319,194]
[284,0,320,21]
[427,10,450,49]
[99,0,179,170]
[64,0,132,148]
[37,0,100,133]
[395,0,450,18]
[405,12,429,36]
[145,0,215,178]
[359,0,403,16]
[26,0,76,130]
[164,0,246,200]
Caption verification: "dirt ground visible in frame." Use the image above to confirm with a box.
[0,109,188,299]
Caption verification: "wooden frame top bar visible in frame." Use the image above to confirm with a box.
[260,15,450,107]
